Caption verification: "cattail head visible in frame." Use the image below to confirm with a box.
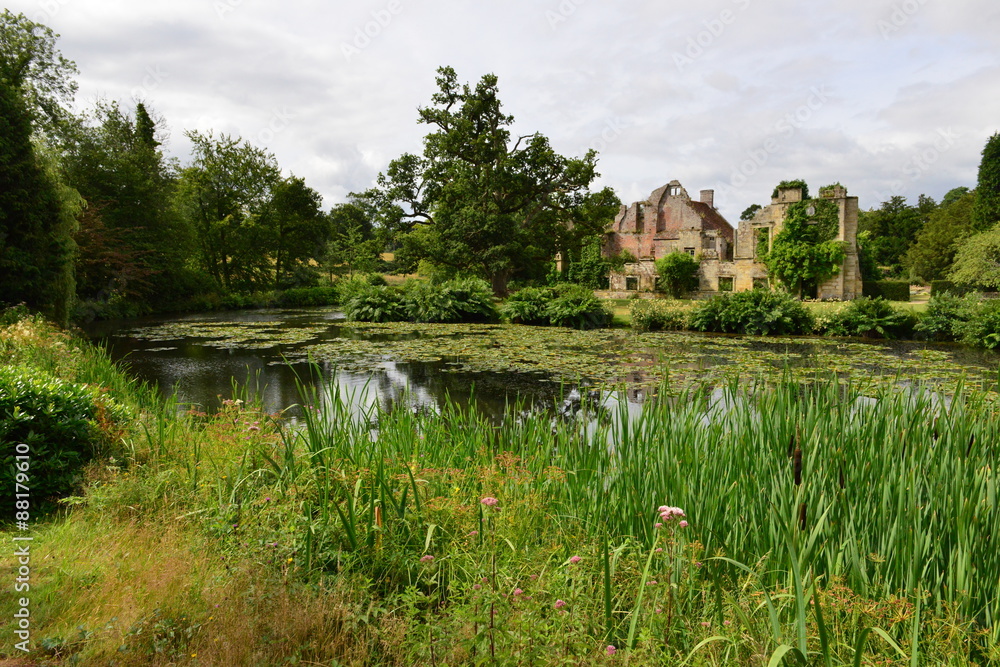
[793,448,802,486]
[798,502,807,531]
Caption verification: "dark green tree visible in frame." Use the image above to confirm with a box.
[655,251,700,297]
[903,188,976,282]
[0,76,75,323]
[261,176,329,288]
[175,131,281,290]
[0,10,78,136]
[972,132,1000,231]
[857,195,934,276]
[323,198,382,279]
[366,66,607,296]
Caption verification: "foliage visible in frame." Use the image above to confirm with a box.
[740,203,761,221]
[274,287,339,308]
[0,74,75,324]
[857,195,934,276]
[861,281,910,301]
[971,132,1000,231]
[499,287,551,325]
[688,289,814,335]
[771,179,809,200]
[175,131,281,291]
[0,364,126,506]
[763,198,845,295]
[929,280,976,297]
[948,223,1000,289]
[323,197,383,280]
[654,252,700,298]
[260,176,330,289]
[629,299,691,332]
[343,283,407,323]
[544,283,611,329]
[364,66,614,296]
[819,297,915,339]
[0,9,78,135]
[562,235,611,289]
[346,278,498,324]
[903,188,976,282]
[914,292,977,342]
[953,298,1000,349]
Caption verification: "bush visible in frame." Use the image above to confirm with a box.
[821,297,916,339]
[630,299,690,332]
[914,293,976,341]
[655,252,700,297]
[1,365,127,506]
[501,287,552,326]
[343,284,407,322]
[862,281,910,301]
[438,278,498,323]
[275,287,339,308]
[545,284,611,330]
[346,278,498,324]
[689,289,813,335]
[953,298,1000,349]
[930,280,976,297]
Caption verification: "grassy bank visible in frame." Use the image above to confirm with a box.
[2,317,998,665]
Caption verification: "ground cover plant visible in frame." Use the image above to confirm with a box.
[2,317,999,665]
[500,283,612,329]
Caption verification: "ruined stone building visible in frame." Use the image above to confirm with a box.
[604,180,862,300]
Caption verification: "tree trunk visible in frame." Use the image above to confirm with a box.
[490,269,512,298]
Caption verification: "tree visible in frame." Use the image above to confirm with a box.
[261,176,328,288]
[0,75,76,323]
[948,223,1000,289]
[903,188,976,282]
[64,101,186,303]
[655,251,700,297]
[323,198,382,279]
[763,195,845,296]
[366,66,607,296]
[857,195,934,276]
[175,131,281,290]
[0,10,78,136]
[972,132,1000,231]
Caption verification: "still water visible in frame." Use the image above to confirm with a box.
[85,307,1000,419]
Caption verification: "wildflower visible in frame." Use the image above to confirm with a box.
[659,506,685,519]
[723,620,731,626]
[473,584,482,590]
[554,599,567,609]
[420,554,434,563]
[264,497,271,502]
[679,520,689,528]
[247,425,260,432]
[481,577,489,583]
[701,621,711,627]
[529,574,538,580]
[569,555,582,564]
[481,496,499,507]
[654,522,663,529]
[646,580,657,586]
[468,530,479,537]
[287,558,293,563]
[513,588,523,596]
[655,547,663,553]
[655,608,663,614]
[606,645,617,656]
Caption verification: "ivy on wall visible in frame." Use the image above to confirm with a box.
[762,197,845,294]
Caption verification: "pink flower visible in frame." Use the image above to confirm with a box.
[481,497,499,507]
[554,599,567,609]
[529,574,538,580]
[654,522,663,529]
[655,548,663,553]
[646,580,657,586]
[658,506,686,519]
[679,520,689,528]
[606,645,617,656]
[468,530,479,536]
[419,555,434,563]
[473,584,482,590]
[569,555,582,564]
[701,621,711,627]
[513,588,523,596]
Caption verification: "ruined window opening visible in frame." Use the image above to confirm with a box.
[625,276,638,291]
[753,277,769,290]
[718,277,735,292]
[670,186,681,196]
[755,228,770,258]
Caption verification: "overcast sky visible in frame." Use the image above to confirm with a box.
[8,0,1000,221]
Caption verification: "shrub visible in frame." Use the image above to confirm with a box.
[501,287,551,326]
[0,365,127,506]
[915,293,977,341]
[275,287,339,308]
[438,278,498,323]
[953,298,1000,349]
[654,252,700,298]
[821,297,916,339]
[930,280,976,297]
[343,284,407,322]
[545,284,611,329]
[862,281,910,301]
[629,299,690,332]
[689,289,813,335]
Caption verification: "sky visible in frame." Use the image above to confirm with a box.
[7,0,1000,222]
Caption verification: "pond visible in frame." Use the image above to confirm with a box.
[85,307,1000,418]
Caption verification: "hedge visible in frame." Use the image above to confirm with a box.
[930,281,976,297]
[862,281,910,301]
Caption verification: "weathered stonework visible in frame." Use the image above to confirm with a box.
[605,180,862,300]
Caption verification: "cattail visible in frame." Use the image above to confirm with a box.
[838,464,845,490]
[932,417,940,441]
[967,433,976,457]
[793,448,802,486]
[788,426,799,458]
[798,502,807,531]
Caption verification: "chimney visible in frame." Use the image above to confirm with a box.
[700,189,715,208]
